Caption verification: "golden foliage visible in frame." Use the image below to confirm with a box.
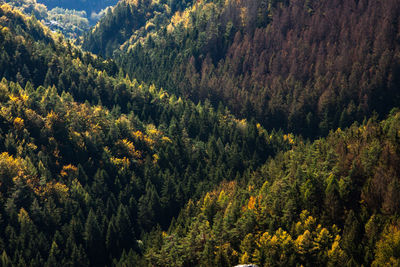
[240,251,250,264]
[146,124,163,139]
[201,192,212,213]
[9,94,19,103]
[1,26,9,35]
[295,230,317,254]
[200,181,237,211]
[152,153,159,164]
[239,7,248,27]
[327,235,346,264]
[8,90,29,106]
[27,143,37,151]
[127,0,139,7]
[254,228,293,261]
[372,225,400,266]
[161,136,172,143]
[1,4,13,13]
[0,153,60,199]
[283,133,295,145]
[217,189,228,206]
[236,118,247,131]
[159,91,168,99]
[166,0,206,32]
[247,196,256,210]
[45,111,59,129]
[60,164,78,177]
[0,106,12,122]
[242,194,263,216]
[133,130,145,140]
[162,231,168,238]
[0,152,25,178]
[132,129,157,147]
[13,117,24,129]
[35,181,69,199]
[20,92,28,103]
[18,208,32,224]
[118,139,142,159]
[110,156,130,168]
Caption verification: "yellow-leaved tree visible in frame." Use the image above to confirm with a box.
[372,225,400,266]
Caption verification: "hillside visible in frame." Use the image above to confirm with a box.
[145,110,400,266]
[0,4,287,265]
[4,0,116,39]
[82,0,196,57]
[84,0,400,138]
[2,0,400,266]
[4,0,89,39]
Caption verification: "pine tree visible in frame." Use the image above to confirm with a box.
[84,209,104,265]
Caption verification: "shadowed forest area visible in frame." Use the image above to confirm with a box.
[1,0,400,266]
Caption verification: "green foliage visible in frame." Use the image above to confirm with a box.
[143,111,400,266]
[372,224,400,266]
[83,0,400,138]
[0,4,285,265]
[83,0,196,57]
[2,1,400,266]
[4,0,95,39]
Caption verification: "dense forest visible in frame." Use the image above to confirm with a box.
[146,111,400,266]
[1,0,400,266]
[83,0,196,57]
[84,0,400,138]
[0,4,285,265]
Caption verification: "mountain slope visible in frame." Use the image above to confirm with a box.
[144,109,400,266]
[4,0,95,39]
[82,0,196,57]
[0,4,286,265]
[2,0,400,266]
[84,0,400,138]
